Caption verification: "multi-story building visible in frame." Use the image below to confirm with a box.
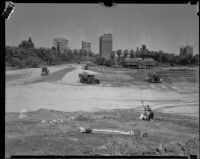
[53,38,69,53]
[82,41,91,52]
[180,45,193,57]
[99,33,113,59]
[124,58,156,69]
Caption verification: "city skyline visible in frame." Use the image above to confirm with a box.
[6,3,199,54]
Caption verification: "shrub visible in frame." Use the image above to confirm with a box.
[104,59,112,67]
[94,57,106,65]
[23,56,41,68]
[9,57,21,67]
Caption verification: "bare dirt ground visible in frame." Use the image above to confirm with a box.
[5,64,199,157]
[5,109,199,157]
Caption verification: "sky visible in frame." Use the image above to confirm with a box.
[6,3,199,54]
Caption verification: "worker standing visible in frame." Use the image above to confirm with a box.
[140,101,154,121]
[145,104,154,121]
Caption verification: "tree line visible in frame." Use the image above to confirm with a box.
[6,39,199,68]
[110,45,199,67]
[6,37,96,68]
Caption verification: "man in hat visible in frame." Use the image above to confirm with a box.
[144,104,154,121]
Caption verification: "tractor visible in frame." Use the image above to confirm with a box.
[79,72,100,84]
[41,66,49,76]
[144,72,162,83]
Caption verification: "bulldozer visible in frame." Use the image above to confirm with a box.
[79,72,100,84]
[41,66,49,76]
[144,72,162,83]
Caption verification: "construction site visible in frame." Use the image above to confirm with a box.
[5,63,199,157]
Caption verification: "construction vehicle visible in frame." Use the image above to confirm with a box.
[144,72,162,83]
[41,66,49,76]
[84,65,89,70]
[79,72,100,84]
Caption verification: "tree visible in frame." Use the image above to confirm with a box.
[130,49,135,58]
[88,51,94,57]
[104,59,112,67]
[60,53,70,62]
[45,49,56,64]
[73,49,78,56]
[6,46,15,62]
[193,54,199,65]
[18,37,35,49]
[116,49,122,60]
[136,47,140,52]
[154,51,163,62]
[36,47,46,61]
[110,51,115,59]
[161,54,168,63]
[23,56,41,68]
[79,49,84,58]
[123,49,129,58]
[142,44,146,51]
[50,47,58,64]
[94,57,106,65]
[83,50,88,59]
[9,57,21,67]
[28,37,34,48]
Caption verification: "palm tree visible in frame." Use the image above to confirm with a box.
[123,49,129,58]
[116,49,122,60]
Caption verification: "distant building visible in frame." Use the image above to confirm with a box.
[180,45,193,57]
[124,58,156,69]
[53,38,69,53]
[99,33,113,59]
[82,41,91,52]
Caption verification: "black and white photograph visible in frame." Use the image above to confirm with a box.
[5,2,199,157]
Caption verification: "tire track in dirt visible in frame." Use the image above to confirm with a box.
[31,67,76,84]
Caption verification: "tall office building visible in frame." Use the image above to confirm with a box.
[82,41,91,52]
[53,38,69,53]
[99,33,113,59]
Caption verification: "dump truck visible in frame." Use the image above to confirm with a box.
[79,72,100,84]
[41,66,49,76]
[144,72,162,83]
